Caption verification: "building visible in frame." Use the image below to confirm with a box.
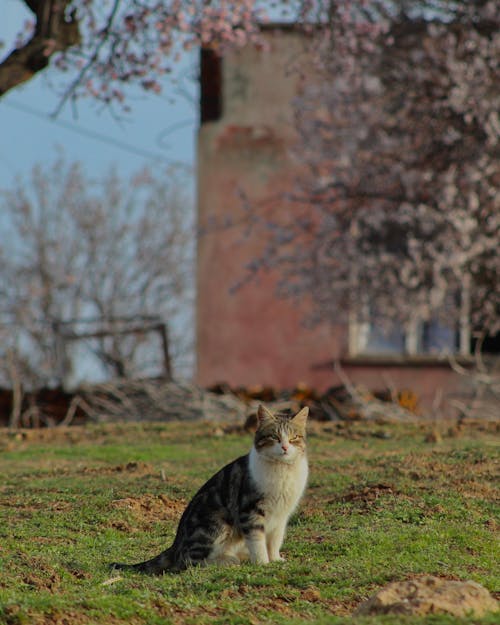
[195,24,491,414]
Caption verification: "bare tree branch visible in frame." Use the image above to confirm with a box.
[51,0,122,116]
[0,156,194,388]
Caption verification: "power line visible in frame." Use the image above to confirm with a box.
[2,98,192,168]
[157,118,194,150]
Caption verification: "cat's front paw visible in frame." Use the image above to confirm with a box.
[269,553,286,562]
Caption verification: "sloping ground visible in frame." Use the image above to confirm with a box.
[0,420,498,625]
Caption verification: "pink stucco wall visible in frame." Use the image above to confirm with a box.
[196,27,474,413]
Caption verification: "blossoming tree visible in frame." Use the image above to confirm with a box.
[240,1,499,352]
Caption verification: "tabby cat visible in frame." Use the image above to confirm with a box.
[111,404,308,574]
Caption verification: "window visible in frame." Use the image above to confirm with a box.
[200,48,223,123]
[348,280,473,359]
[349,309,470,358]
[420,319,457,354]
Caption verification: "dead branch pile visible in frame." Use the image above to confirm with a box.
[448,354,500,421]
[74,377,418,425]
[0,375,421,428]
[76,379,256,424]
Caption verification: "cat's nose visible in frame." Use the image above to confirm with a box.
[281,444,289,453]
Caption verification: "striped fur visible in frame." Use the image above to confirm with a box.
[111,405,309,574]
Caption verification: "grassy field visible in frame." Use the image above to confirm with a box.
[0,419,498,625]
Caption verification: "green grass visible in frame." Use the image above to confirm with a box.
[0,420,498,625]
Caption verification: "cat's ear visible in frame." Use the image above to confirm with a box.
[257,404,275,427]
[291,406,309,431]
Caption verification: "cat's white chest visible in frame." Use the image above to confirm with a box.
[248,447,308,517]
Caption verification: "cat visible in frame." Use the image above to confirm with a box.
[111,404,309,574]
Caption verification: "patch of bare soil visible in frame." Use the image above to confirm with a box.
[44,612,97,625]
[20,609,121,625]
[335,482,403,510]
[0,497,76,519]
[77,461,155,476]
[297,587,357,616]
[397,453,499,500]
[148,598,228,625]
[305,481,412,520]
[17,556,61,593]
[354,575,499,617]
[218,584,355,619]
[109,494,187,531]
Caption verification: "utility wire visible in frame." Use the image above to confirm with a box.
[1,98,192,168]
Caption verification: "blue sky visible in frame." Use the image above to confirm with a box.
[0,2,199,383]
[0,1,198,192]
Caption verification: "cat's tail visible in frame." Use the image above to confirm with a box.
[110,547,176,575]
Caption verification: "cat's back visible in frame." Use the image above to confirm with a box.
[177,453,258,521]
[197,453,251,497]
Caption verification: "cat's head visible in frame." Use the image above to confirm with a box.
[253,405,308,463]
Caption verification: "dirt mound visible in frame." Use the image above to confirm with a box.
[337,483,400,508]
[79,461,155,476]
[17,556,61,593]
[355,576,498,617]
[111,494,186,523]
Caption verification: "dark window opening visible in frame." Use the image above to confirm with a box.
[471,330,500,355]
[200,48,222,123]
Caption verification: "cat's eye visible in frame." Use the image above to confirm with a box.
[289,435,302,443]
[262,435,279,443]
